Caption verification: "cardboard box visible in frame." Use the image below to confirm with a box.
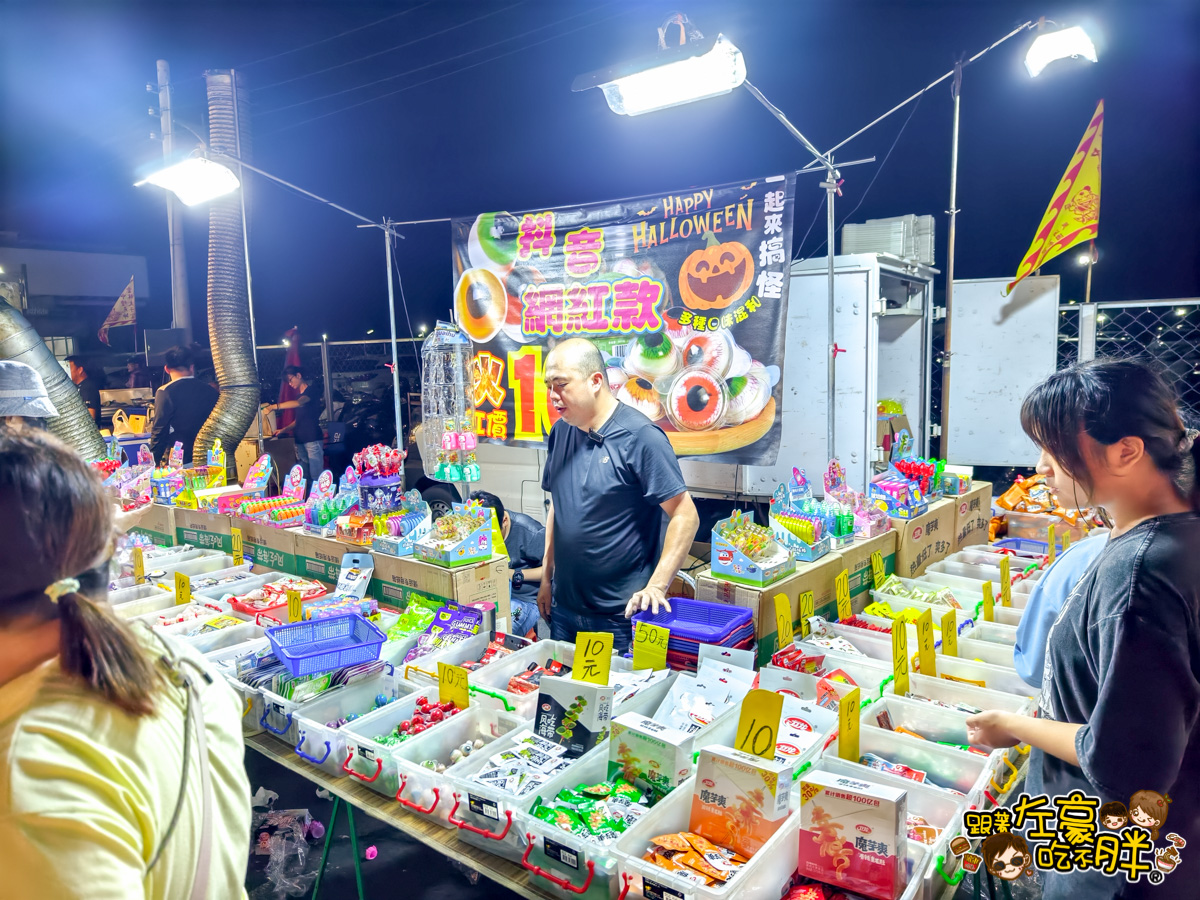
[836,529,898,613]
[232,519,299,574]
[293,532,349,585]
[370,552,510,624]
[952,481,993,552]
[129,503,176,547]
[534,676,614,759]
[174,507,233,553]
[696,552,844,666]
[608,712,695,801]
[691,746,793,859]
[891,498,955,579]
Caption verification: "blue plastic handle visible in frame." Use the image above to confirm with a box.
[294,731,331,765]
[259,707,293,736]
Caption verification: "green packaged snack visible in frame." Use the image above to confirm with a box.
[610,781,644,803]
[580,803,620,837]
[580,781,615,798]
[555,789,592,810]
[534,805,587,835]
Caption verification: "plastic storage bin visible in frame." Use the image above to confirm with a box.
[824,725,990,800]
[1005,510,1092,545]
[925,559,1043,593]
[339,686,440,797]
[265,613,386,677]
[895,672,1035,717]
[398,631,533,695]
[920,655,1036,699]
[961,621,1018,646]
[186,621,265,655]
[203,634,272,736]
[954,637,1017,668]
[260,668,412,751]
[110,563,253,616]
[910,577,1025,627]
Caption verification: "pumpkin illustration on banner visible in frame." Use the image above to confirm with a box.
[678,233,754,310]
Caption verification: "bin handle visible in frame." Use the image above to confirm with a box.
[468,684,515,712]
[935,854,965,886]
[396,774,440,815]
[256,612,283,627]
[404,664,436,682]
[448,792,513,840]
[876,674,893,701]
[617,872,632,900]
[259,708,293,736]
[341,749,384,783]
[294,732,331,765]
[242,697,253,719]
[521,832,596,894]
[990,754,1020,794]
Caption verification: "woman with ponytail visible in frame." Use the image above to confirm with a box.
[0,429,251,898]
[967,358,1200,899]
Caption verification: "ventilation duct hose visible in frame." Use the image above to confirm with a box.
[194,69,259,467]
[0,297,107,460]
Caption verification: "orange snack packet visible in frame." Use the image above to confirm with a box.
[651,833,691,853]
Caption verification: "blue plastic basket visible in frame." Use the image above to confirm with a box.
[264,613,386,677]
[631,598,753,645]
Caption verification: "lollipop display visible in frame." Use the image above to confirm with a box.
[354,443,406,513]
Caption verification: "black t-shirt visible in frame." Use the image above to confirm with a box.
[505,510,545,603]
[541,403,687,614]
[77,377,101,418]
[1037,512,1200,899]
[293,384,324,444]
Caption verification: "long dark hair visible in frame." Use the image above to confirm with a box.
[0,428,162,715]
[1020,359,1199,511]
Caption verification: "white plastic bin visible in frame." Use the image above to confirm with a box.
[397,631,532,690]
[920,655,1035,699]
[960,622,1018,647]
[910,578,1025,627]
[953,638,1017,668]
[191,570,290,604]
[203,635,272,735]
[185,620,265,655]
[111,563,253,618]
[894,672,1035,717]
[338,686,440,797]
[261,668,412,750]
[824,726,989,800]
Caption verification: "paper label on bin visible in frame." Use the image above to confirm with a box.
[892,622,910,696]
[870,550,886,589]
[643,878,686,900]
[576,632,612,685]
[941,609,958,657]
[438,662,470,710]
[982,580,995,622]
[543,837,579,870]
[837,686,860,762]
[773,593,794,651]
[174,572,191,606]
[798,590,814,638]
[468,794,499,821]
[133,547,146,585]
[916,609,936,676]
[736,688,784,759]
[633,621,669,671]
[835,569,851,621]
[999,557,1012,607]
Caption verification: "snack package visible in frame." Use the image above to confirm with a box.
[608,713,694,801]
[689,746,793,859]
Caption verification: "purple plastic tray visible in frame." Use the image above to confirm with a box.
[631,598,753,646]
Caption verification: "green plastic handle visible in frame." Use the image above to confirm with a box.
[468,684,515,712]
[935,854,965,886]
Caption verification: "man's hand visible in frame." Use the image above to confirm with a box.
[536,578,553,620]
[965,710,1021,750]
[625,584,671,618]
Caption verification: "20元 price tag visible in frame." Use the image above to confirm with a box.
[982,580,995,622]
[870,551,886,590]
[798,590,814,639]
[837,687,861,762]
[633,622,670,671]
[576,632,613,685]
[174,571,191,606]
[133,547,146,586]
[835,569,851,622]
[231,527,244,566]
[999,557,1013,607]
[773,593,794,652]
[736,689,783,760]
[941,609,958,657]
[916,609,936,676]
[891,622,910,696]
[287,589,303,623]
[438,661,470,710]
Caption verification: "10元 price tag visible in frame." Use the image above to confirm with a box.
[736,689,783,760]
[891,621,910,696]
[773,593,794,652]
[287,589,302,623]
[999,557,1012,607]
[941,609,958,657]
[916,609,936,676]
[174,571,191,606]
[133,547,146,586]
[835,569,851,621]
[438,661,470,710]
[837,687,861,762]
[576,632,613,685]
[633,622,670,671]
[982,580,995,622]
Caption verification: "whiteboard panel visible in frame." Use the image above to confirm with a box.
[946,276,1060,466]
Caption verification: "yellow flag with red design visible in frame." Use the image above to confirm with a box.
[1006,101,1103,295]
[98,277,137,345]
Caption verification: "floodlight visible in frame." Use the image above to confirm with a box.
[135,156,240,206]
[1025,25,1097,77]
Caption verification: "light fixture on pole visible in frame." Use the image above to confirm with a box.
[134,155,240,206]
[1025,24,1098,77]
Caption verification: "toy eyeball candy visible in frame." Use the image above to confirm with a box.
[725,363,770,426]
[666,367,729,431]
[624,332,681,380]
[617,377,664,421]
[683,330,735,378]
[607,366,629,394]
[454,268,507,343]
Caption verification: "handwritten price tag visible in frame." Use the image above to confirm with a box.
[633,622,670,671]
[916,609,936,676]
[870,551,886,590]
[982,580,995,622]
[736,689,783,760]
[174,571,191,606]
[438,662,470,710]
[774,593,794,652]
[231,527,244,566]
[133,547,146,585]
[576,632,613,685]
[838,687,861,762]
[287,589,303,623]
[1062,531,1072,552]
[999,557,1012,607]
[798,591,814,639]
[1047,525,1056,564]
[892,622,910,696]
[835,569,851,621]
[941,609,958,657]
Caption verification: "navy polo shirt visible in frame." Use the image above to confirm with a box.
[541,403,687,615]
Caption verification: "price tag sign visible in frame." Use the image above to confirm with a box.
[982,580,995,622]
[798,590,814,639]
[1045,525,1056,564]
[438,662,471,710]
[773,593,794,652]
[287,589,303,623]
[174,571,191,606]
[837,687,861,762]
[633,622,670,671]
[892,622,910,696]
[735,689,783,760]
[941,609,958,657]
[999,557,1013,607]
[133,547,146,586]
[576,632,613,685]
[1062,531,1072,552]
[916,609,936,676]
[231,527,244,567]
[870,551,886,590]
[835,569,852,621]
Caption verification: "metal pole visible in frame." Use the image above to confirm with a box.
[823,171,838,463]
[1084,241,1095,304]
[384,221,405,486]
[939,61,963,457]
[229,67,263,455]
[320,333,334,422]
[156,60,192,345]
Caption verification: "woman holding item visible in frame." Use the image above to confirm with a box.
[967,359,1200,899]
[0,429,252,899]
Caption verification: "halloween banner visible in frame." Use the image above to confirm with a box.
[451,173,795,465]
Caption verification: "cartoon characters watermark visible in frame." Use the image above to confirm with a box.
[957,790,1183,887]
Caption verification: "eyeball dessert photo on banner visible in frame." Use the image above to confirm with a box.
[449,174,795,466]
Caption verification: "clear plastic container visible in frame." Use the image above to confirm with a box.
[338,686,441,797]
[1005,511,1092,545]
[953,638,1016,669]
[190,571,291,605]
[924,559,1043,592]
[824,725,989,799]
[260,668,412,751]
[766,649,894,697]
[203,635,272,736]
[910,577,1025,627]
[185,620,265,655]
[960,622,1018,647]
[918,570,1033,610]
[398,631,533,694]
[420,322,478,483]
[895,672,1035,717]
[110,562,252,616]
[128,602,252,636]
[110,547,220,589]
[922,655,1036,699]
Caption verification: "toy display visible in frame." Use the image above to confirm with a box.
[353,443,406,513]
[420,322,479,484]
[370,491,433,557]
[770,468,832,561]
[413,501,491,567]
[710,510,795,587]
[870,469,929,520]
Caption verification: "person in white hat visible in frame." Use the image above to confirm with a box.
[0,360,58,427]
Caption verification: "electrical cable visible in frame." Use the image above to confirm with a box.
[791,194,829,261]
[388,229,424,371]
[253,1,526,94]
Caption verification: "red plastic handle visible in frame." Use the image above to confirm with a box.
[522,832,597,894]
[448,792,513,840]
[341,749,383,783]
[617,872,632,900]
[395,774,440,815]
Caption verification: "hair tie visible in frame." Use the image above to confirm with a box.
[44,578,80,604]
[1181,429,1199,454]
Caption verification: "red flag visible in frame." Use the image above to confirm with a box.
[98,277,136,345]
[276,327,301,430]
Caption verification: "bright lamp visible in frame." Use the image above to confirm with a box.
[574,34,746,116]
[1025,25,1098,77]
[135,156,240,206]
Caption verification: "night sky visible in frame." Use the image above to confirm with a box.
[2,0,1197,345]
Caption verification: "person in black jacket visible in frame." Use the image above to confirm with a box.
[265,366,325,481]
[65,356,102,423]
[149,346,218,464]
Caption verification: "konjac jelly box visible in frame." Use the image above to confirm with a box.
[798,770,908,900]
[533,676,614,759]
[690,746,793,859]
[608,712,695,802]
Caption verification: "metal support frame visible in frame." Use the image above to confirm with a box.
[939,60,963,449]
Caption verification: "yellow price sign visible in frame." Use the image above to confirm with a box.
[891,622,910,696]
[837,687,861,762]
[870,551,886,590]
[174,571,192,606]
[736,688,783,760]
[231,527,244,566]
[287,589,303,623]
[774,593,794,652]
[941,609,958,657]
[982,580,995,622]
[835,569,851,621]
[576,632,613,685]
[1047,525,1056,564]
[1062,531,1071,552]
[633,622,670,671]
[133,547,146,585]
[916,609,936,676]
[798,590,814,639]
[999,556,1013,607]
[438,662,471,710]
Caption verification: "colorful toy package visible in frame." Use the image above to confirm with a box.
[770,467,833,561]
[401,603,483,663]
